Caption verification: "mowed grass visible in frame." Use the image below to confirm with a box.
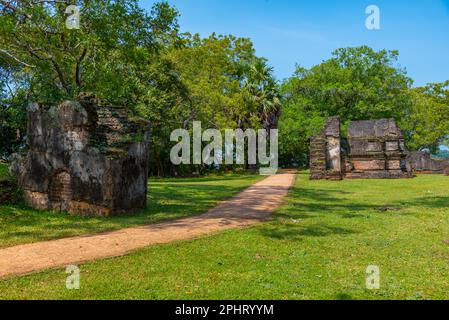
[0,161,262,248]
[1,172,449,299]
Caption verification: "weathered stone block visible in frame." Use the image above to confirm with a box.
[68,200,113,217]
[55,101,89,128]
[349,140,383,156]
[387,160,401,170]
[385,141,399,151]
[23,191,50,210]
[27,108,48,152]
[352,159,386,171]
[348,119,403,140]
[21,152,52,192]
[367,141,383,152]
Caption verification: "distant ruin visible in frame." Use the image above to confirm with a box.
[310,117,412,180]
[10,94,150,216]
[407,151,449,174]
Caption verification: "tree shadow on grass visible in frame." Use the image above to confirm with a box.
[280,187,449,219]
[335,293,353,300]
[260,182,449,242]
[273,187,380,222]
[397,196,449,210]
[260,223,358,241]
[291,188,352,203]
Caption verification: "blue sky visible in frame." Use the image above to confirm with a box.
[141,0,449,87]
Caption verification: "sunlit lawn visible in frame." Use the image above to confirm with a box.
[1,171,449,299]
[0,162,262,248]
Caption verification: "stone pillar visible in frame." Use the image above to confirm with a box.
[309,116,342,180]
[325,117,342,179]
[310,134,327,180]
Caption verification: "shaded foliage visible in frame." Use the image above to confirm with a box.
[401,81,449,153]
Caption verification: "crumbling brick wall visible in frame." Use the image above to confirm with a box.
[11,94,150,216]
[310,135,327,180]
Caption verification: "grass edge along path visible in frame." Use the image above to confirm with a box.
[0,170,263,248]
[0,172,296,278]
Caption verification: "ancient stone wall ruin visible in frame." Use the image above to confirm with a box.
[310,117,412,180]
[345,119,410,179]
[10,94,150,216]
[406,151,449,174]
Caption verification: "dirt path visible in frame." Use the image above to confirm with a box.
[0,172,296,279]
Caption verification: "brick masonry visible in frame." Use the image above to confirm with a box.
[310,117,343,180]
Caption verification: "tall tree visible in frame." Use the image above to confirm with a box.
[155,33,264,175]
[244,58,281,131]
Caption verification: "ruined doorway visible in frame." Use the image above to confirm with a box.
[49,171,72,211]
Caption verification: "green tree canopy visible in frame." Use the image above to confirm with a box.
[149,33,279,175]
[0,0,180,104]
[401,81,449,153]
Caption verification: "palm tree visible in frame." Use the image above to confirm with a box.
[244,58,281,131]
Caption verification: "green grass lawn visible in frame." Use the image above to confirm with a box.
[1,172,449,299]
[0,161,262,248]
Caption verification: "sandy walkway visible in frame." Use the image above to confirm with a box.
[0,172,296,278]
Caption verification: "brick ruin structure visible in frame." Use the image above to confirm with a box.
[345,119,411,179]
[310,117,412,180]
[310,117,343,180]
[10,94,150,216]
[406,151,449,174]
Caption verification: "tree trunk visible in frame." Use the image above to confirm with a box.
[153,146,164,177]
